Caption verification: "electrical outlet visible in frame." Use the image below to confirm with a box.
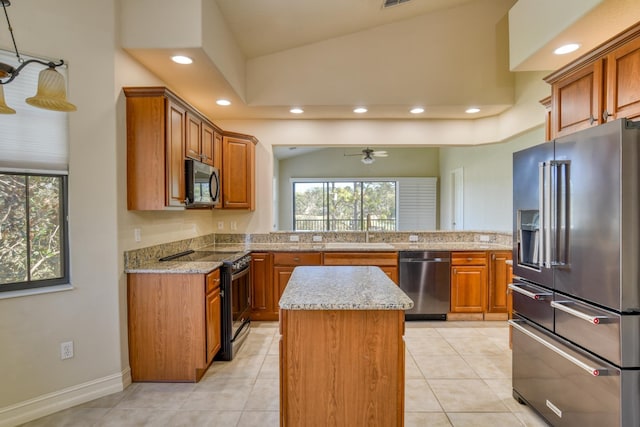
[134,228,141,242]
[60,341,74,360]
[312,235,322,242]
[409,235,419,242]
[289,235,300,242]
[217,221,224,230]
[479,235,490,242]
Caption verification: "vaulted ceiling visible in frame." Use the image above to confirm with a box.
[121,0,640,121]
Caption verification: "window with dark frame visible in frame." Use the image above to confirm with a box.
[0,172,69,291]
[293,180,397,231]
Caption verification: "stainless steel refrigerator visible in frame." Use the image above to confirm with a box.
[510,118,640,427]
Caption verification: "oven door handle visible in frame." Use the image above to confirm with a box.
[231,265,250,281]
[509,319,609,377]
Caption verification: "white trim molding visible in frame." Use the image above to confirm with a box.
[0,368,131,427]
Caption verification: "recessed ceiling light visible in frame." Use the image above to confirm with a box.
[171,55,193,65]
[554,43,580,55]
[465,107,480,114]
[216,99,231,106]
[290,107,304,114]
[410,107,425,114]
[353,107,368,114]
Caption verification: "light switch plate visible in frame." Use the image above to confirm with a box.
[312,235,322,242]
[289,235,300,242]
[409,235,419,242]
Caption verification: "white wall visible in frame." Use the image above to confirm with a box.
[439,126,545,232]
[0,0,123,423]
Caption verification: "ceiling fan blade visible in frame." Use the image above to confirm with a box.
[373,152,388,157]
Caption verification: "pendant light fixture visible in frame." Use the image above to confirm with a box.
[0,0,76,114]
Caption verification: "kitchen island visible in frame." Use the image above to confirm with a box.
[279,266,413,427]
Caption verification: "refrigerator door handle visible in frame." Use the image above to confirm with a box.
[509,319,609,377]
[539,162,552,268]
[551,301,611,325]
[551,160,570,267]
[508,283,552,300]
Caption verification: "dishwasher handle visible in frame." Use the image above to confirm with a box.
[399,258,450,263]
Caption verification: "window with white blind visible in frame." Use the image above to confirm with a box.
[397,178,437,230]
[0,49,70,293]
[292,177,437,232]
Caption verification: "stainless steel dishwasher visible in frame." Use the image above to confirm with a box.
[399,251,451,320]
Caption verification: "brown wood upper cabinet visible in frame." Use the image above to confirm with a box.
[222,134,256,210]
[546,23,640,139]
[124,87,257,211]
[125,87,188,210]
[185,112,217,167]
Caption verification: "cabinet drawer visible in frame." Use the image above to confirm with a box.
[273,252,322,266]
[206,269,221,293]
[451,252,487,266]
[323,252,397,266]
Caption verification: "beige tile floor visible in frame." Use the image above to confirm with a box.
[20,321,550,427]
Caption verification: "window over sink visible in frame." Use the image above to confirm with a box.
[292,177,436,232]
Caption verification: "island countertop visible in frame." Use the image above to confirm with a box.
[279,265,414,311]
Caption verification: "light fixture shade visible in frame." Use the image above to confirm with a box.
[361,156,375,165]
[25,67,77,112]
[0,85,16,114]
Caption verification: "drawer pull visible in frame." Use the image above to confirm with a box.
[551,301,611,325]
[509,319,608,377]
[508,283,552,300]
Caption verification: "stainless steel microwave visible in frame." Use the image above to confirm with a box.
[185,159,220,208]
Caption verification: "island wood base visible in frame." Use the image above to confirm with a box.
[279,309,405,427]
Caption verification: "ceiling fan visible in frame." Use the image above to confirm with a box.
[345,147,388,164]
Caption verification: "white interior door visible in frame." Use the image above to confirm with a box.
[451,168,464,230]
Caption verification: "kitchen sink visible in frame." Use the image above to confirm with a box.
[324,242,395,249]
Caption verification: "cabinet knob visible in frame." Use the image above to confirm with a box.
[602,110,613,122]
[589,115,596,125]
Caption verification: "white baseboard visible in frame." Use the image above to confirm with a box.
[0,368,132,427]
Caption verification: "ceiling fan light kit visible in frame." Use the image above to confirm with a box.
[344,147,388,165]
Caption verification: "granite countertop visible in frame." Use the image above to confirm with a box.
[279,266,414,310]
[221,242,510,252]
[125,242,511,274]
[125,260,223,274]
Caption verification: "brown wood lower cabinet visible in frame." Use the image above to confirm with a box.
[250,252,275,320]
[486,250,513,320]
[449,250,512,321]
[273,252,322,308]
[449,252,487,320]
[322,252,398,284]
[127,269,221,382]
[280,309,405,426]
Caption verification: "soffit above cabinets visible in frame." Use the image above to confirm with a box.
[120,0,640,121]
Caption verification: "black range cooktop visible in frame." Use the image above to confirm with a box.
[159,250,247,263]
